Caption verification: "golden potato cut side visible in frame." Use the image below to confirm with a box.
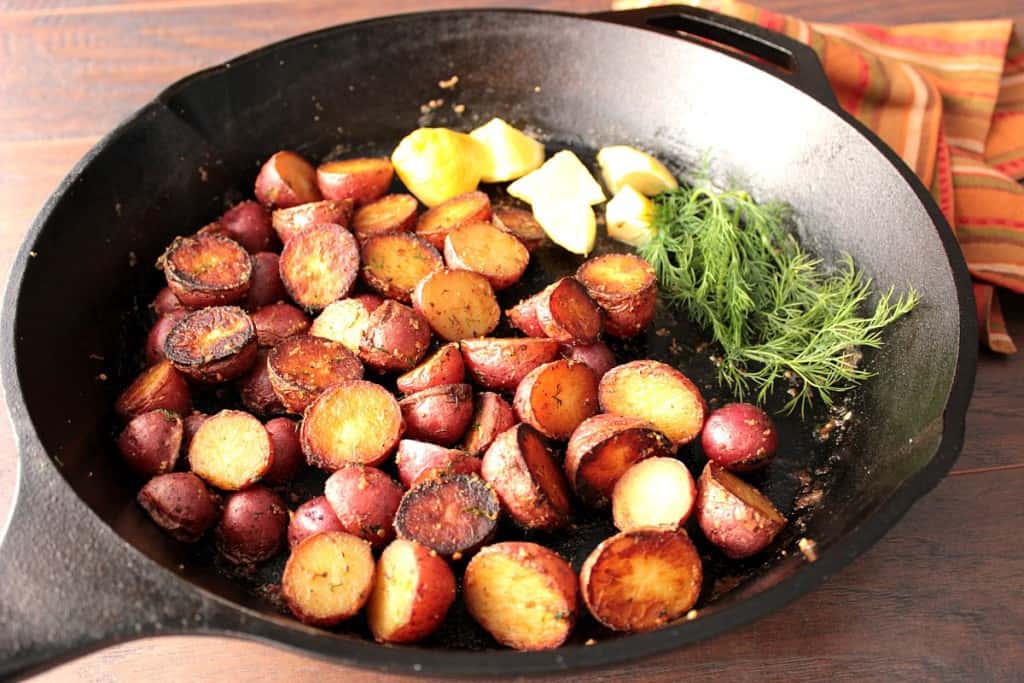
[599,360,707,446]
[282,531,375,627]
[367,539,456,643]
[188,409,273,490]
[612,457,696,532]
[301,380,404,469]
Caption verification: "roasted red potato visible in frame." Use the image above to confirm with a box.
[262,417,303,485]
[160,233,252,308]
[282,531,375,626]
[412,269,501,342]
[250,302,311,347]
[137,472,220,543]
[288,496,345,548]
[324,464,404,548]
[145,310,186,366]
[115,361,192,421]
[216,486,289,564]
[360,233,443,303]
[531,277,604,344]
[701,403,779,472]
[560,341,615,381]
[564,414,674,508]
[255,150,322,209]
[367,539,457,644]
[464,542,578,651]
[164,306,257,383]
[599,360,707,447]
[245,252,287,309]
[506,294,545,338]
[416,190,492,250]
[316,157,394,205]
[695,462,785,559]
[492,207,545,252]
[395,439,474,488]
[462,392,516,457]
[151,286,184,316]
[443,221,530,290]
[272,198,354,244]
[309,294,382,353]
[238,350,285,417]
[352,193,419,239]
[267,334,364,413]
[396,343,465,395]
[180,412,208,455]
[514,360,598,441]
[301,380,404,469]
[117,409,182,477]
[218,200,274,253]
[459,338,561,392]
[411,455,482,486]
[279,223,360,311]
[394,473,499,557]
[576,254,657,338]
[612,457,696,532]
[188,409,274,490]
[481,424,571,531]
[399,383,474,447]
[359,300,432,373]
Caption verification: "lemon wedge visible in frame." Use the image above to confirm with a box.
[605,185,656,247]
[531,199,596,255]
[469,118,545,183]
[391,128,487,207]
[596,145,678,196]
[507,150,605,207]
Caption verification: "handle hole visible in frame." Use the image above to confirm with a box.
[646,14,795,73]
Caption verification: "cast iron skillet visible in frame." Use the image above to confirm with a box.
[0,5,976,680]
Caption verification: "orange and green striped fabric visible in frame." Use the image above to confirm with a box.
[614,0,1024,353]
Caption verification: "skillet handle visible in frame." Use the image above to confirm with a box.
[592,4,840,110]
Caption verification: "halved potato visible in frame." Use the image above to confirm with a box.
[695,462,786,559]
[267,334,364,413]
[272,199,354,244]
[325,464,404,548]
[115,361,192,421]
[395,439,473,489]
[282,531,376,626]
[255,150,322,208]
[360,233,442,303]
[415,190,492,249]
[443,221,529,290]
[250,302,311,348]
[367,539,457,644]
[279,223,360,312]
[511,278,603,344]
[459,338,561,392]
[189,409,274,491]
[576,254,657,338]
[462,392,516,457]
[481,424,571,531]
[412,269,500,342]
[492,206,546,252]
[352,193,419,239]
[612,457,696,532]
[396,342,465,395]
[301,380,404,469]
[358,300,432,373]
[316,157,394,206]
[398,383,474,447]
[160,233,251,308]
[394,473,499,557]
[599,360,706,446]
[309,294,382,353]
[164,306,257,383]
[514,360,598,440]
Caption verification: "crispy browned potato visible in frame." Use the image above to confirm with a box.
[288,496,345,548]
[117,409,182,477]
[464,542,578,651]
[218,200,275,254]
[137,472,220,543]
[268,334,364,413]
[416,190,492,250]
[492,207,545,252]
[411,456,482,486]
[145,311,186,366]
[272,199,354,244]
[398,383,474,447]
[576,254,657,338]
[481,424,571,531]
[255,151,322,209]
[564,414,674,508]
[279,223,360,311]
[245,252,287,309]
[560,341,615,381]
[367,539,457,643]
[325,464,404,548]
[462,392,516,457]
[216,486,289,564]
[317,157,394,205]
[580,528,702,632]
[599,360,707,447]
[352,193,419,239]
[161,233,252,308]
[164,306,258,383]
[262,417,303,485]
[459,338,561,392]
[151,286,184,316]
[360,233,443,303]
[115,361,192,421]
[394,473,499,557]
[309,294,383,353]
[396,343,465,395]
[250,302,311,347]
[238,350,285,417]
[395,439,473,488]
[282,531,375,626]
[509,278,603,344]
[695,462,786,559]
[506,294,545,337]
[189,409,274,490]
[701,403,779,472]
[359,300,432,373]
[514,360,598,440]
[612,457,696,532]
[301,380,404,469]
[412,269,500,342]
[443,221,530,290]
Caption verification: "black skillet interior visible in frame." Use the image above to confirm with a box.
[0,5,975,679]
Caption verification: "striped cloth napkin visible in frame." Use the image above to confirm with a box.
[614,0,1024,353]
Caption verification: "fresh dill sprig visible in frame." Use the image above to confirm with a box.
[638,182,918,414]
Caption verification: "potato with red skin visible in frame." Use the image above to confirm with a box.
[560,341,615,381]
[599,360,707,447]
[536,277,603,344]
[394,473,499,557]
[353,193,419,239]
[399,383,474,447]
[463,392,516,457]
[396,343,465,395]
[151,286,184,316]
[411,456,482,486]
[216,486,289,564]
[443,221,529,291]
[218,200,274,253]
[576,254,657,338]
[564,414,674,508]
[325,465,404,548]
[268,334,364,413]
[514,360,598,441]
[695,462,786,559]
[492,207,545,252]
[282,531,375,626]
[395,439,475,488]
[506,294,545,338]
[115,361,192,421]
[482,424,571,531]
[701,403,779,472]
[180,412,208,455]
[416,191,492,250]
[459,338,560,392]
[137,472,220,543]
[360,233,443,303]
[161,233,252,308]
[279,223,360,312]
[580,528,702,633]
[238,350,285,417]
[288,496,345,548]
[262,417,303,485]
[250,302,311,347]
[309,294,382,353]
[117,409,182,477]
[245,252,287,309]
[612,457,696,532]
[301,380,404,469]
[145,310,186,366]
[367,539,457,644]
[359,300,432,373]
[464,542,578,651]
[255,151,322,209]
[164,306,258,383]
[272,199,354,244]
[317,157,394,205]
[412,269,500,342]
[189,409,274,491]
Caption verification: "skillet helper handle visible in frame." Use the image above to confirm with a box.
[592,4,840,110]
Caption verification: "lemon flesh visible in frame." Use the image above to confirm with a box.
[531,199,596,256]
[596,145,678,196]
[470,118,545,183]
[507,150,605,207]
[605,185,656,248]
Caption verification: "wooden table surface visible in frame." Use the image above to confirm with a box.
[2,1,1023,681]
